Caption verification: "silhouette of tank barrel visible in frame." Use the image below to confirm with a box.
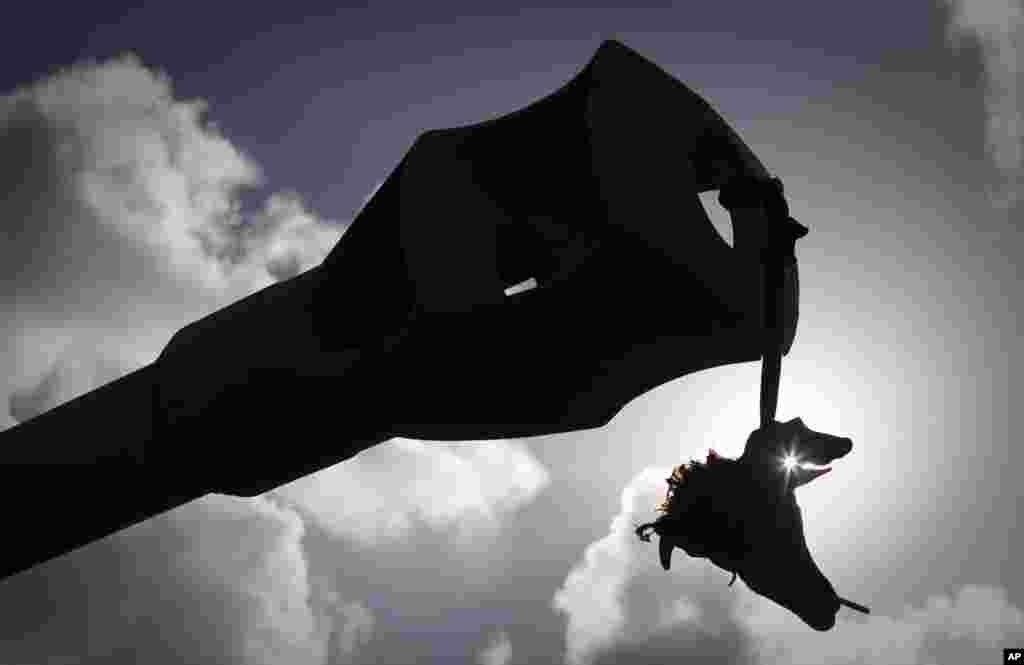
[1,40,808,581]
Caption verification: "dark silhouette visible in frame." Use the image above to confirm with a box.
[1,40,810,581]
[636,417,869,630]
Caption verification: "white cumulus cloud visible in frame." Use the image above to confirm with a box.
[16,54,342,293]
[333,600,376,661]
[274,438,551,549]
[477,630,513,665]
[942,0,1024,207]
[169,494,356,665]
[552,466,742,665]
[0,493,376,665]
[744,583,1024,665]
[0,54,345,430]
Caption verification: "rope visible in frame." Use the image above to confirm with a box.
[720,176,807,431]
[760,249,785,430]
[719,179,877,618]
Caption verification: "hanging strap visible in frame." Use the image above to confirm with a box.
[719,177,808,431]
[760,248,785,430]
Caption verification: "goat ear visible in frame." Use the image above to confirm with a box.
[744,426,774,457]
[659,536,675,570]
[777,417,805,443]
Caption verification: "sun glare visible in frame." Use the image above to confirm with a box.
[782,454,799,471]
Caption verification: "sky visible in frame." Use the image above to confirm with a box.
[0,1,1022,663]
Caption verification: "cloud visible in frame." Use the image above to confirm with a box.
[333,600,375,661]
[0,54,344,430]
[477,630,512,665]
[0,494,374,665]
[7,54,343,293]
[552,466,749,665]
[743,583,1024,665]
[941,0,1024,207]
[554,467,1024,665]
[166,495,356,665]
[274,438,551,550]
[7,337,124,424]
[8,356,62,424]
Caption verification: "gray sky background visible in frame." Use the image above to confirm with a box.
[0,1,1021,664]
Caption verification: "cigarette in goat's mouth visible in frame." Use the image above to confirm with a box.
[838,597,870,614]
